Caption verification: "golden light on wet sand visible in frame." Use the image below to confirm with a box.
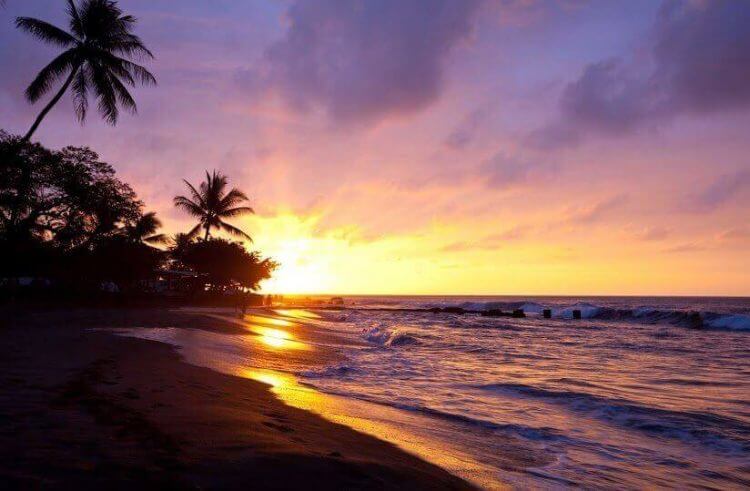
[273,309,321,320]
[248,325,310,351]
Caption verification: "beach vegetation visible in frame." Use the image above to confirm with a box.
[0,132,276,301]
[174,170,255,241]
[177,238,277,292]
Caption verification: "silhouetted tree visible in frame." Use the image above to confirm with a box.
[123,211,167,246]
[0,132,59,243]
[179,238,276,291]
[174,170,254,241]
[168,232,194,269]
[15,0,156,141]
[41,146,142,248]
[1,132,160,291]
[78,235,164,292]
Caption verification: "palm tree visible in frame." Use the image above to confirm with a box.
[124,211,167,246]
[168,232,194,268]
[15,0,156,141]
[174,170,254,241]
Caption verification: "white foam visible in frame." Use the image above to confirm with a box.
[554,302,601,319]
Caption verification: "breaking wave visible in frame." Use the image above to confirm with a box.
[361,326,420,347]
[475,382,750,455]
[416,300,750,330]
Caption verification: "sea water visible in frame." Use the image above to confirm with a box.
[119,296,750,489]
[297,296,750,488]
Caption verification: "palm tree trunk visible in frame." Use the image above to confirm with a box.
[23,66,79,142]
[204,225,211,241]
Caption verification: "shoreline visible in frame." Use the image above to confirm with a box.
[0,307,473,489]
[112,309,509,488]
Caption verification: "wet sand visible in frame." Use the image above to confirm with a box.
[0,308,472,489]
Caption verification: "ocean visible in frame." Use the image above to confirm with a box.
[119,296,750,489]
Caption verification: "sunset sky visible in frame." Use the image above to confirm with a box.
[2,0,749,295]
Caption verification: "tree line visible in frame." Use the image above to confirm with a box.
[1,1,277,301]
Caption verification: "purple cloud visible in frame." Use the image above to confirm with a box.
[530,0,750,149]
[242,0,482,126]
[564,194,629,224]
[686,170,750,213]
[480,152,557,189]
[444,107,490,149]
[632,226,671,241]
[440,225,530,253]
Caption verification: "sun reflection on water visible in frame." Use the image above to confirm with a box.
[235,367,499,489]
[247,325,310,351]
[273,309,321,320]
[246,314,296,327]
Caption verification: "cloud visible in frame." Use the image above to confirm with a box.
[444,106,490,149]
[662,243,706,253]
[718,227,750,241]
[685,170,750,213]
[440,241,476,253]
[240,0,482,126]
[485,224,530,242]
[529,0,750,149]
[479,152,557,189]
[440,224,530,252]
[631,226,671,241]
[563,194,628,224]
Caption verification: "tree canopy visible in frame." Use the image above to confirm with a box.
[177,238,277,291]
[1,132,277,298]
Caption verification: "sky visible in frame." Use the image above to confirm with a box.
[1,0,749,296]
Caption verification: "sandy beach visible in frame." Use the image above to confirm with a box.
[0,307,472,489]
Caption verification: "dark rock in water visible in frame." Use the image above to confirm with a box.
[441,307,466,314]
[572,309,582,319]
[481,309,508,317]
[430,307,466,314]
[512,309,525,318]
[543,309,552,319]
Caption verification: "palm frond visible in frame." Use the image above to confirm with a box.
[120,58,157,85]
[25,48,80,102]
[181,179,206,208]
[15,17,77,47]
[143,233,168,245]
[97,52,156,86]
[218,219,252,241]
[66,0,85,38]
[89,60,119,124]
[205,170,228,207]
[218,188,249,210]
[72,65,90,122]
[173,196,205,218]
[184,223,202,240]
[111,33,154,59]
[107,71,137,114]
[220,206,254,218]
[138,211,162,233]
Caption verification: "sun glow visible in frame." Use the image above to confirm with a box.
[260,238,333,294]
[245,314,295,327]
[236,199,750,297]
[274,309,320,320]
[249,325,309,350]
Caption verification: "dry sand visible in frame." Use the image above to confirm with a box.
[0,308,472,489]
